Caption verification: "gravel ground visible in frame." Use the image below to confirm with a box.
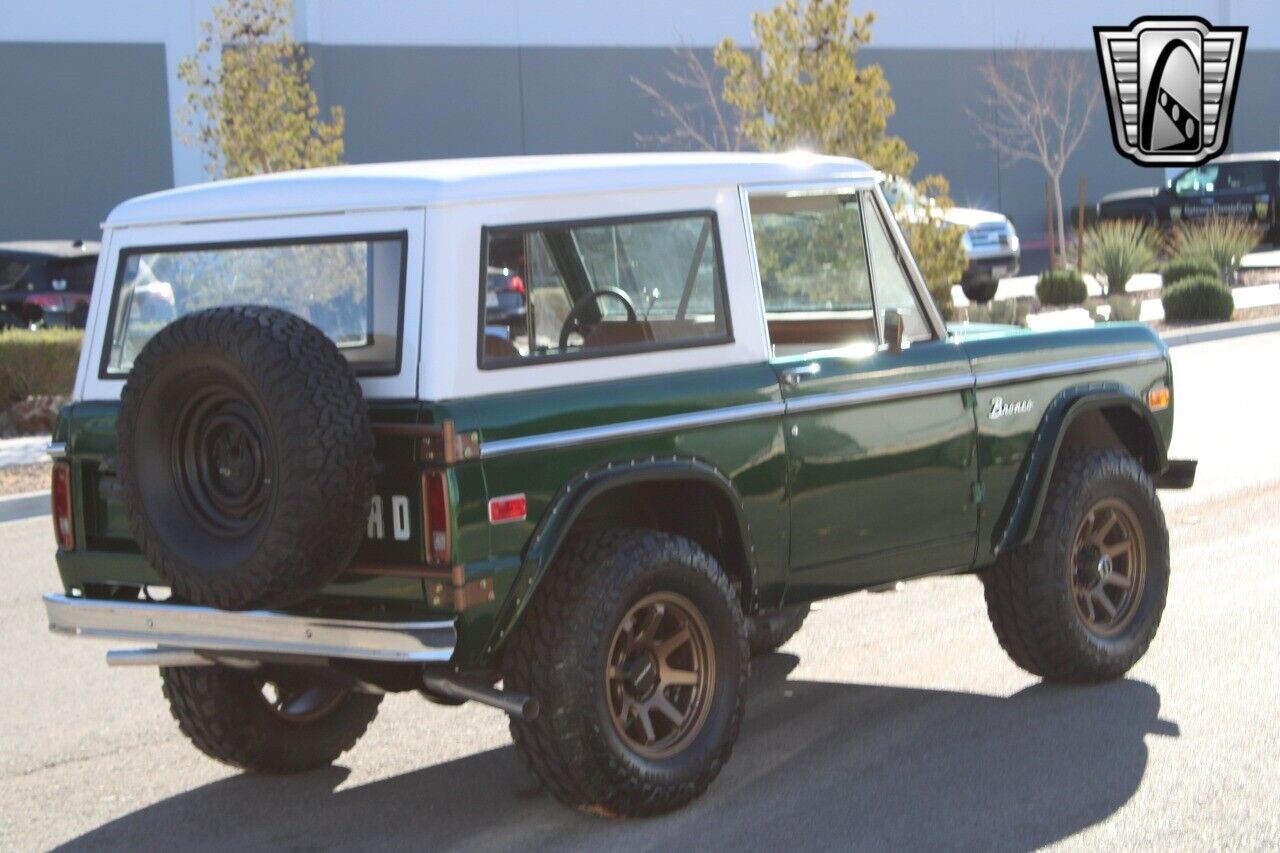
[0,462,50,497]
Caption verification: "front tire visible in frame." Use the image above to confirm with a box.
[504,529,748,817]
[161,666,382,773]
[982,449,1169,682]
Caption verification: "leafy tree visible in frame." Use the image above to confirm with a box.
[178,0,344,178]
[713,0,966,314]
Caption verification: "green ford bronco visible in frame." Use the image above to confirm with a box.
[45,153,1195,816]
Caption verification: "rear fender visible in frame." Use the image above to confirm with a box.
[485,456,758,655]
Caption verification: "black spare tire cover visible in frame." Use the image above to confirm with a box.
[117,306,376,610]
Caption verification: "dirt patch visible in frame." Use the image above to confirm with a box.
[0,462,51,497]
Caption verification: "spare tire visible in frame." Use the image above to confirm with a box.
[117,306,375,610]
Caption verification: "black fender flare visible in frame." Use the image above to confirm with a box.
[992,383,1168,554]
[486,456,759,654]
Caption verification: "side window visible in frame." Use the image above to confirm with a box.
[748,192,876,352]
[861,194,934,344]
[480,213,730,367]
[0,259,28,291]
[1174,165,1217,196]
[1217,162,1270,192]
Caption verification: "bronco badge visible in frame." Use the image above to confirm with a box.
[1094,16,1246,167]
[989,397,1035,420]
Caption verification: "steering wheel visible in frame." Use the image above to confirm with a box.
[558,287,638,350]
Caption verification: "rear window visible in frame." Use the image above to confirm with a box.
[479,212,731,367]
[48,257,97,293]
[102,233,406,377]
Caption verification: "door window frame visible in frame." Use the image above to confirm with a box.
[740,180,948,356]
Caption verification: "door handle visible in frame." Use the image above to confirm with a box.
[781,363,821,386]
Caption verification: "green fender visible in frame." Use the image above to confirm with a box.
[483,456,759,655]
[992,383,1168,555]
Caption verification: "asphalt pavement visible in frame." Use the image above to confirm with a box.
[1,333,1277,851]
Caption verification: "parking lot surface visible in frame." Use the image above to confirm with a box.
[1,333,1277,851]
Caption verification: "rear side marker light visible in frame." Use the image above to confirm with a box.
[51,461,74,550]
[1147,386,1171,411]
[488,494,527,524]
[422,471,451,563]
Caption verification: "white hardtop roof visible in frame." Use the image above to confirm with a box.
[106,152,876,227]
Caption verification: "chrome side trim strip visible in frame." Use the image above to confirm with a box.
[785,373,974,414]
[45,442,67,459]
[477,349,1166,458]
[43,593,456,663]
[973,349,1164,388]
[479,399,786,459]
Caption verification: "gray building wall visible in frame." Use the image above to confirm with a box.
[3,37,1277,264]
[0,42,174,240]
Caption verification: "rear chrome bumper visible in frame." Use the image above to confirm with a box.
[43,593,455,663]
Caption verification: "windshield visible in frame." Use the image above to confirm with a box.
[104,233,405,376]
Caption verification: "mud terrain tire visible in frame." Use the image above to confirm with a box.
[504,529,748,817]
[117,306,375,610]
[161,666,382,772]
[982,449,1169,682]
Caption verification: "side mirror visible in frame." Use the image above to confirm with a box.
[883,309,905,354]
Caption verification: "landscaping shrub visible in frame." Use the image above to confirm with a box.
[0,329,83,404]
[1083,219,1160,295]
[1161,255,1220,288]
[1161,275,1234,323]
[1104,296,1141,322]
[1036,269,1088,306]
[1166,215,1262,280]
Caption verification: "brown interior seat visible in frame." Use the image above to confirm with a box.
[484,334,521,360]
[767,313,876,347]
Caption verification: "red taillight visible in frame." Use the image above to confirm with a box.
[51,462,74,550]
[422,470,451,563]
[508,275,525,295]
[488,493,527,524]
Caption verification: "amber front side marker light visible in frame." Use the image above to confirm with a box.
[1147,386,1171,411]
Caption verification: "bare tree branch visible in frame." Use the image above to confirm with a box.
[968,49,1101,264]
[632,45,746,152]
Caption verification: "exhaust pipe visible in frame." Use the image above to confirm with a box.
[422,673,539,721]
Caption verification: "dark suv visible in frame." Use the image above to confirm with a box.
[0,240,99,330]
[1097,151,1278,243]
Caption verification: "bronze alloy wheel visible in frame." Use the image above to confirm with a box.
[259,679,348,724]
[606,591,716,760]
[1070,498,1148,637]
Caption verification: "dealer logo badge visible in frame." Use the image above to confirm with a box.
[1094,16,1246,167]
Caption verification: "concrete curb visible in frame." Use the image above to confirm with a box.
[0,490,49,524]
[1160,316,1280,348]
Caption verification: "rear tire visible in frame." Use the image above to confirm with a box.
[161,666,382,773]
[503,529,748,817]
[961,280,1000,304]
[982,449,1169,682]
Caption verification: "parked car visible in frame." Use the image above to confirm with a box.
[1097,150,1279,243]
[882,176,1020,303]
[45,153,1194,817]
[0,240,99,329]
[484,265,527,336]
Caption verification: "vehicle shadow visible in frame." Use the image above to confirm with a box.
[61,654,1178,852]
